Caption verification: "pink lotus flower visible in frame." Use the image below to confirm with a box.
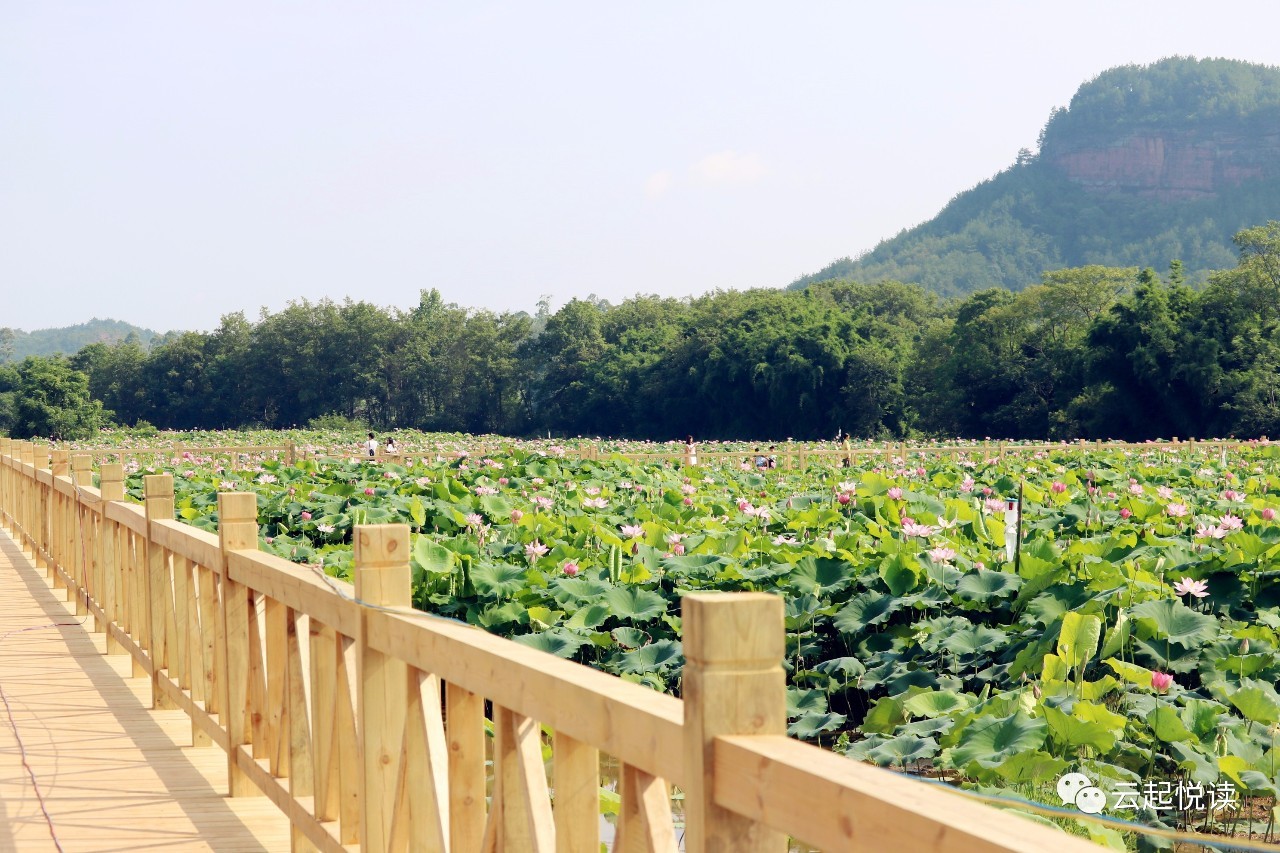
[1222,490,1242,501]
[772,535,798,545]
[510,509,524,523]
[960,477,975,493]
[498,477,509,486]
[562,562,580,576]
[364,487,375,496]
[836,492,851,505]
[1166,503,1188,518]
[1218,514,1244,530]
[1120,508,1132,519]
[525,540,549,561]
[1172,577,1209,598]
[620,525,644,538]
[737,499,752,512]
[1263,508,1277,521]
[1128,484,1144,495]
[926,546,956,563]
[532,496,553,510]
[1195,523,1229,539]
[465,513,485,528]
[1157,486,1174,500]
[300,511,312,521]
[683,497,693,506]
[671,543,686,555]
[1151,671,1174,693]
[901,521,938,538]
[982,487,993,496]
[887,487,903,500]
[1050,481,1067,494]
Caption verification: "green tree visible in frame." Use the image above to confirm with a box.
[10,356,109,439]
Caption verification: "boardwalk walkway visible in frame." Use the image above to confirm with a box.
[0,531,290,852]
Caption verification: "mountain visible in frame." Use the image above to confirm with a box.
[1,319,160,362]
[789,57,1280,295]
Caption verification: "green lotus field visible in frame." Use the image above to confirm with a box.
[91,430,1280,847]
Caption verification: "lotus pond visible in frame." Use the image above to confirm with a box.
[109,433,1280,849]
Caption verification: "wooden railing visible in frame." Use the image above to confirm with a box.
[0,436,1101,852]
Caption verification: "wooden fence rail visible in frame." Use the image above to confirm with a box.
[0,436,1102,852]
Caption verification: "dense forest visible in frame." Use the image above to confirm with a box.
[789,57,1280,296]
[3,222,1280,443]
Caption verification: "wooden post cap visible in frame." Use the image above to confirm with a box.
[218,493,259,551]
[354,525,411,607]
[682,593,785,666]
[70,454,93,486]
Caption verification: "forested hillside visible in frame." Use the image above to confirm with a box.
[789,57,1280,295]
[0,319,158,362]
[3,222,1280,442]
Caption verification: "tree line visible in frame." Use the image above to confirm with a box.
[4,222,1280,443]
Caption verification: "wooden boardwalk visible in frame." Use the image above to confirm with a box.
[0,531,291,852]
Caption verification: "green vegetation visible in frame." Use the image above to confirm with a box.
[790,58,1280,296]
[102,432,1280,843]
[0,318,158,362]
[0,221,1270,442]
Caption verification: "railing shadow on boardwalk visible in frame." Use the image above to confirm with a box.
[0,437,1108,853]
[0,531,283,852]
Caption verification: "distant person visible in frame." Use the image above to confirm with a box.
[753,447,767,468]
[767,445,778,468]
[684,435,697,466]
[365,432,378,457]
[385,437,398,455]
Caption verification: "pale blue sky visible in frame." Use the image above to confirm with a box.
[4,2,1279,333]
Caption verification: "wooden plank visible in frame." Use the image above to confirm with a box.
[447,682,486,853]
[152,518,223,574]
[286,607,316,852]
[309,621,340,825]
[367,608,685,785]
[553,732,599,853]
[264,596,289,777]
[616,763,679,853]
[714,735,1102,853]
[494,705,555,853]
[105,499,148,535]
[388,668,449,851]
[228,550,360,638]
[334,632,361,844]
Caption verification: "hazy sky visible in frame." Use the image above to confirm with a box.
[4,2,1279,333]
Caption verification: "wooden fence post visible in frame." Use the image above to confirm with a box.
[682,592,787,853]
[99,463,126,646]
[49,451,70,594]
[0,438,9,533]
[145,474,178,710]
[355,524,412,853]
[69,454,93,616]
[219,491,261,797]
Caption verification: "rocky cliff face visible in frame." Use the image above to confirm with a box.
[1047,129,1280,201]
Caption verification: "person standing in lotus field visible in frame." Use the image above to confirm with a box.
[365,432,378,457]
[684,435,697,466]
